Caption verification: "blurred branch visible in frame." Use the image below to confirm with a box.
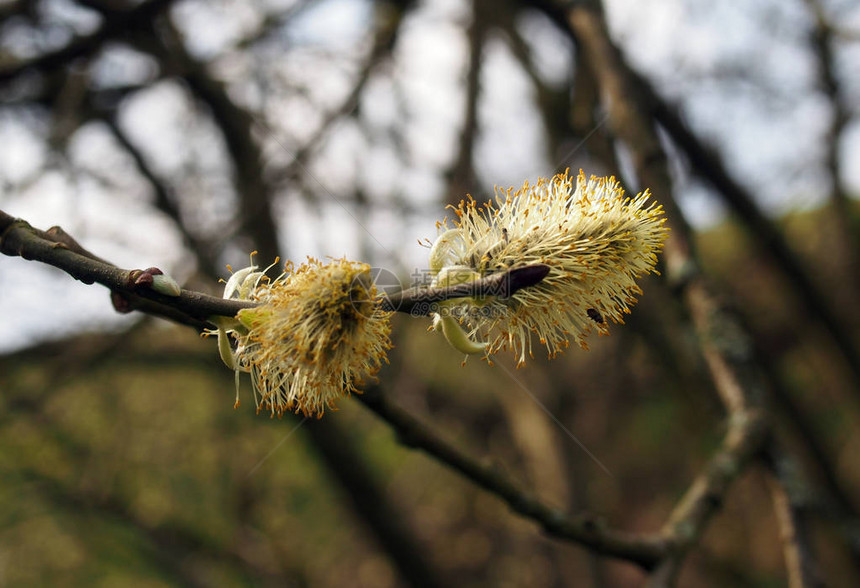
[763,451,825,588]
[99,111,222,280]
[358,386,668,568]
[803,0,860,290]
[0,0,176,85]
[505,1,620,175]
[120,14,283,263]
[567,51,620,174]
[758,339,860,568]
[271,0,407,189]
[443,0,487,204]
[805,0,851,199]
[558,1,779,584]
[518,0,860,395]
[300,418,446,588]
[637,76,860,393]
[499,6,567,167]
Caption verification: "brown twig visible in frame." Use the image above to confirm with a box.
[443,0,487,204]
[763,450,825,588]
[0,0,177,85]
[0,210,250,328]
[0,209,551,323]
[357,385,669,568]
[379,264,550,315]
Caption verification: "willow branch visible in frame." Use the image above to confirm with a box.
[0,210,249,329]
[379,264,550,315]
[0,209,550,328]
[763,450,825,588]
[357,386,668,568]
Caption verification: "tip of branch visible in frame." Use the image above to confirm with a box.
[506,264,551,296]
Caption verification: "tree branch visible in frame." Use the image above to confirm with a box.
[0,0,176,85]
[637,73,860,394]
[378,264,550,315]
[357,385,668,568]
[762,450,825,588]
[99,111,222,281]
[0,209,551,326]
[152,18,282,264]
[0,210,248,328]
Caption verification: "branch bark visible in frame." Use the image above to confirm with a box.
[358,385,668,568]
[763,453,825,588]
[0,209,552,323]
[0,210,247,329]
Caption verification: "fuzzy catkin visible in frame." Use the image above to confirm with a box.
[233,258,392,417]
[429,170,668,365]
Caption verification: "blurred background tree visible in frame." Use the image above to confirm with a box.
[1,0,859,586]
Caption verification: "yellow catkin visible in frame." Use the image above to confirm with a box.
[428,170,668,366]
[226,258,392,418]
